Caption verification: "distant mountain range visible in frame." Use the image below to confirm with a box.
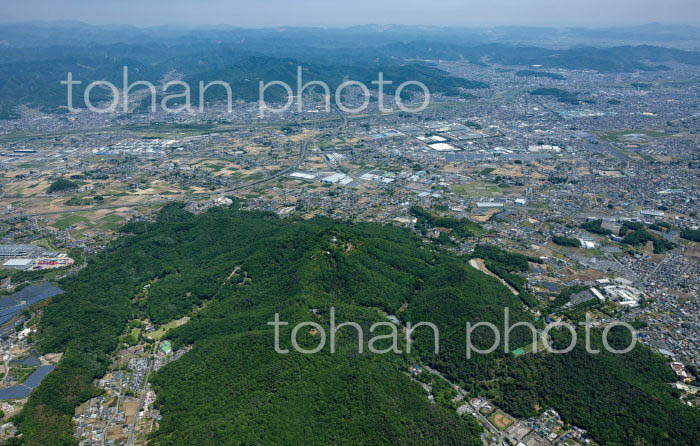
[1,22,700,118]
[2,21,700,48]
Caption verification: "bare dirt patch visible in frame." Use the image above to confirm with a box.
[469,258,519,295]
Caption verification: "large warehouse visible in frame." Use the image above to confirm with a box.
[0,244,43,258]
[2,258,34,270]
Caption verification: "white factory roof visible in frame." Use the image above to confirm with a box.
[590,287,606,302]
[321,173,348,184]
[579,238,596,249]
[528,144,561,152]
[360,173,380,181]
[429,143,457,152]
[3,258,34,267]
[290,172,316,180]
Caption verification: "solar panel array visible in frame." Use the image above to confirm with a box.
[17,283,63,306]
[0,304,25,317]
[0,283,64,329]
[12,355,41,367]
[23,365,56,388]
[0,385,31,399]
[0,365,56,400]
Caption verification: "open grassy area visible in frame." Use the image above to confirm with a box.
[51,214,91,230]
[597,129,669,143]
[12,365,39,385]
[489,410,515,431]
[636,152,656,162]
[32,238,59,251]
[146,316,190,340]
[452,181,502,198]
[206,163,227,172]
[128,327,141,343]
[514,337,546,356]
[98,214,125,231]
[580,247,603,258]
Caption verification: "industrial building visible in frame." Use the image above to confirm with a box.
[603,284,644,307]
[578,238,596,249]
[320,173,351,185]
[0,244,43,258]
[290,172,316,180]
[476,202,505,209]
[2,259,34,270]
[428,142,458,152]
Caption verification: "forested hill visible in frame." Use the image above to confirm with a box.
[4,25,700,118]
[12,204,700,445]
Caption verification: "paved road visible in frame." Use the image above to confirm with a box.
[102,375,124,446]
[423,365,502,437]
[127,342,159,446]
[1,355,10,384]
[222,103,345,190]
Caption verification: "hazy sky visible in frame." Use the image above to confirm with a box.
[3,0,699,27]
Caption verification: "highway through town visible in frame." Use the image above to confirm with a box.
[3,106,347,220]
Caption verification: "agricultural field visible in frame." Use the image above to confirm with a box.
[51,214,90,230]
[597,129,670,143]
[452,181,503,198]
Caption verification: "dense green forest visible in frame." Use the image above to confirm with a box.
[410,206,482,238]
[13,205,700,446]
[469,244,540,307]
[680,228,700,242]
[46,178,79,194]
[581,219,613,235]
[619,220,646,235]
[552,235,580,247]
[618,221,676,254]
[621,229,676,253]
[543,284,590,314]
[530,88,593,104]
[0,51,484,118]
[17,205,492,445]
[181,58,488,105]
[495,327,698,446]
